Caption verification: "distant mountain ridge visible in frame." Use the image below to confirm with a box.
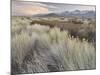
[33,10,96,18]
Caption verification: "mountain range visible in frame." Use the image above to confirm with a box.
[33,10,96,18]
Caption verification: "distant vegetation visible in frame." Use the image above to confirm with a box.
[11,16,96,75]
[29,17,96,42]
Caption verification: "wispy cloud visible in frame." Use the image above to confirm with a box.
[12,1,51,16]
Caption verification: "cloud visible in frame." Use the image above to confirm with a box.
[18,6,49,15]
[27,1,58,9]
[12,1,50,16]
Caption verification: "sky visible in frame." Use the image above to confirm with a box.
[12,1,95,16]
